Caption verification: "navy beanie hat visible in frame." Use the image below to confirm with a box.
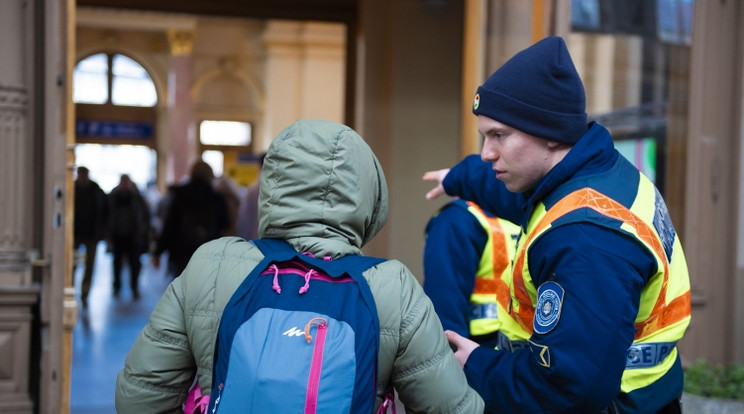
[472,36,588,144]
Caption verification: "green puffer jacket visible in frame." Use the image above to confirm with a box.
[115,119,484,413]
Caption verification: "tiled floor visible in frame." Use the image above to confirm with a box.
[70,243,170,414]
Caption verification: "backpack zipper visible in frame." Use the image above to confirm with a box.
[304,317,328,414]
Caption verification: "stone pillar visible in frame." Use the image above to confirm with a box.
[261,21,345,145]
[0,0,41,413]
[0,287,38,413]
[0,2,32,286]
[0,83,32,286]
[262,21,303,144]
[166,29,196,183]
[298,22,345,123]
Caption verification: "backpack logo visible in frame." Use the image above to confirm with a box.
[282,327,305,338]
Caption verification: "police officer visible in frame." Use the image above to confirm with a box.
[423,199,521,349]
[423,36,690,414]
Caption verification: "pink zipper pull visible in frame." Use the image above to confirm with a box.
[299,269,316,294]
[269,264,281,293]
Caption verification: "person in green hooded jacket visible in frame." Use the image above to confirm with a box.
[115,119,484,414]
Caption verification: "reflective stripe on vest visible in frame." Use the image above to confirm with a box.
[493,324,678,369]
[464,202,520,338]
[626,341,677,369]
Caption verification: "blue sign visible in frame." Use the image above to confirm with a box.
[76,119,154,139]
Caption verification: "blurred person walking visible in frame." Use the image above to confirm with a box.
[73,166,108,309]
[152,160,230,277]
[107,174,151,299]
[143,179,162,253]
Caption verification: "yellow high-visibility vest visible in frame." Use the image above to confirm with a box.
[465,202,523,340]
[510,179,690,392]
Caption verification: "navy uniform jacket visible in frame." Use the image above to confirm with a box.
[443,122,678,413]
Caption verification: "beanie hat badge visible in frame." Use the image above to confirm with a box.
[473,93,480,111]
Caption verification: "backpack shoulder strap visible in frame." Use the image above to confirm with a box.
[220,239,293,311]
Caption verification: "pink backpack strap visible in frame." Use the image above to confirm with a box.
[376,386,397,414]
[184,381,210,414]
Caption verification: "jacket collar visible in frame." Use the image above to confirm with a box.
[519,122,618,222]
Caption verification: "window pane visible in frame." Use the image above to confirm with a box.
[614,138,657,183]
[73,53,109,104]
[571,0,601,31]
[74,143,157,193]
[200,121,252,146]
[656,0,694,45]
[112,54,157,107]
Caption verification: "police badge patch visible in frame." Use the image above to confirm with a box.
[534,281,564,334]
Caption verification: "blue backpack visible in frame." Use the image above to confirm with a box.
[207,238,389,413]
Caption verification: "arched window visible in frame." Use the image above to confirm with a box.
[73,53,157,107]
[73,53,159,190]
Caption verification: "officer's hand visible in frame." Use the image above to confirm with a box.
[445,330,479,368]
[422,168,450,200]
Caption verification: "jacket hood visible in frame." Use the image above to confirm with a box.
[258,119,388,257]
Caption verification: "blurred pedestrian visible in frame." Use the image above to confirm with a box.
[107,174,150,299]
[152,160,230,277]
[73,166,108,309]
[143,179,162,252]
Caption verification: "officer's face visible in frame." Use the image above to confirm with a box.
[478,116,560,193]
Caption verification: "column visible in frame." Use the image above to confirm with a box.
[262,21,303,144]
[0,0,32,286]
[0,0,40,413]
[298,22,346,123]
[166,29,196,183]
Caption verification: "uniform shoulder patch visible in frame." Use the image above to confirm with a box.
[533,281,564,335]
